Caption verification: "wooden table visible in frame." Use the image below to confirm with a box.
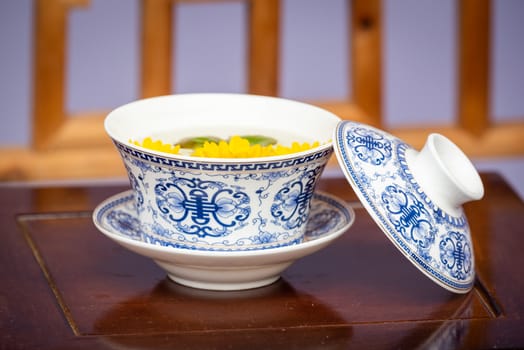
[1,173,523,349]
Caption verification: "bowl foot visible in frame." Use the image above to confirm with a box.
[166,273,281,291]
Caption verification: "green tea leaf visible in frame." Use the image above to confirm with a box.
[238,135,278,146]
[177,136,223,149]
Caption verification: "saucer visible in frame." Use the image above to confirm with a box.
[93,190,355,291]
[333,121,479,293]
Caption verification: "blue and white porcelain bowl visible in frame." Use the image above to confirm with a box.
[104,94,341,252]
[93,190,355,291]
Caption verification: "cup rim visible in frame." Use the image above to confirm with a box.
[112,138,334,164]
[104,93,340,163]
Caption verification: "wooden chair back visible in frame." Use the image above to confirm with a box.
[1,0,522,181]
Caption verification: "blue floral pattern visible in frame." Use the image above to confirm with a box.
[124,163,144,213]
[381,185,436,251]
[271,166,323,229]
[94,190,354,252]
[305,209,341,238]
[336,121,475,293]
[107,209,141,240]
[346,127,392,165]
[155,177,250,238]
[115,145,332,251]
[439,231,472,280]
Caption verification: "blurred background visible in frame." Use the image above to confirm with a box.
[0,0,522,198]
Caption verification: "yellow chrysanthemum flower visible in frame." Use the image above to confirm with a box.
[130,137,181,154]
[190,136,320,158]
[132,136,321,158]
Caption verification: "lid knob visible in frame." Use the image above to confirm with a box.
[406,134,484,216]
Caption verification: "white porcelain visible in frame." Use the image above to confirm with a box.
[93,190,355,291]
[406,133,484,216]
[104,94,340,251]
[333,121,484,293]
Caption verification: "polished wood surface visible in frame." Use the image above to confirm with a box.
[1,173,523,349]
[2,0,523,181]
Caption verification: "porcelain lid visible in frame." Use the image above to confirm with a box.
[333,121,483,293]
